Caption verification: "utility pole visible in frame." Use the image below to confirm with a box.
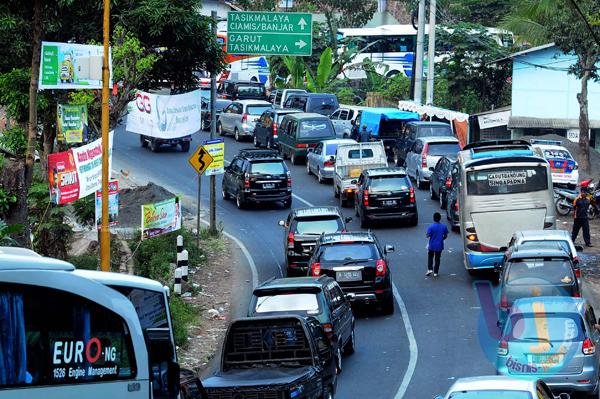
[100,0,110,271]
[414,0,426,104]
[426,0,436,105]
[209,10,218,236]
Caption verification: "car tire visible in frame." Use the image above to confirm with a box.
[140,135,148,148]
[429,183,437,200]
[283,198,292,208]
[318,168,325,184]
[323,386,334,399]
[340,195,349,208]
[344,328,356,355]
[253,135,260,147]
[381,294,394,315]
[218,122,225,136]
[234,128,241,142]
[306,161,312,175]
[222,185,230,200]
[335,346,342,375]
[416,171,425,190]
[149,139,159,153]
[409,214,418,226]
[181,142,190,152]
[291,152,300,165]
[236,192,246,209]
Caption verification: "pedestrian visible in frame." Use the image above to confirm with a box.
[426,212,449,277]
[358,124,370,142]
[572,190,593,247]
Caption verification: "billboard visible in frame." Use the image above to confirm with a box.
[57,104,89,143]
[39,41,112,90]
[95,180,119,230]
[141,196,182,240]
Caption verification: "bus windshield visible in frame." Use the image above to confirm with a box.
[466,166,548,195]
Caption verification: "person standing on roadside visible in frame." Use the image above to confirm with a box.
[572,190,593,247]
[358,124,370,142]
[426,212,449,277]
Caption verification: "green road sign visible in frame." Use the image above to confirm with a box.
[227,11,312,56]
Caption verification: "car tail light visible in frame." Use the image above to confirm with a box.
[583,338,596,355]
[242,113,248,124]
[322,323,334,340]
[272,121,278,138]
[498,339,509,356]
[288,232,295,247]
[296,143,308,148]
[573,291,581,298]
[500,294,509,310]
[445,177,452,188]
[363,189,369,206]
[324,160,334,167]
[244,173,250,188]
[310,262,321,277]
[376,259,386,276]
[455,200,459,211]
[287,171,292,189]
[421,143,429,168]
[409,187,415,204]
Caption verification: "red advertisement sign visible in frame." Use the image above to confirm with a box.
[48,150,79,204]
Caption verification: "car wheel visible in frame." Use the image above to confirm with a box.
[236,192,245,209]
[381,294,394,315]
[429,183,437,200]
[323,386,334,399]
[149,139,159,153]
[409,214,418,226]
[416,171,424,189]
[222,185,230,200]
[140,135,148,148]
[291,152,299,165]
[317,168,324,184]
[234,128,241,142]
[181,141,190,152]
[334,185,340,198]
[283,198,292,208]
[340,195,349,208]
[218,122,225,136]
[253,135,260,147]
[306,161,312,175]
[335,346,342,375]
[344,327,356,355]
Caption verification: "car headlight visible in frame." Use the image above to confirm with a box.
[290,384,305,398]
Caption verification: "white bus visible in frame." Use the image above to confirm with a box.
[456,140,556,272]
[337,24,513,80]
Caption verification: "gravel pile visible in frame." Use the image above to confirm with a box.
[118,182,177,228]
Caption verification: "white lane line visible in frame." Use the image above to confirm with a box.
[292,192,418,399]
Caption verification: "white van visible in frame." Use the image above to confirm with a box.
[0,248,180,399]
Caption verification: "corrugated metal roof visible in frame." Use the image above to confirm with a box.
[508,116,600,129]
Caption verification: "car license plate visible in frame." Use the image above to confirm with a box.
[336,270,362,282]
[302,245,314,253]
[263,183,275,189]
[530,354,563,365]
[382,200,397,206]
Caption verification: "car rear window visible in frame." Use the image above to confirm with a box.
[449,391,532,399]
[466,166,549,195]
[247,105,272,115]
[292,217,343,235]
[299,120,334,139]
[250,161,286,175]
[416,126,452,137]
[307,97,338,113]
[319,243,378,262]
[368,176,410,192]
[505,313,583,342]
[506,258,575,286]
[544,149,572,159]
[237,85,265,96]
[520,240,572,256]
[348,149,374,159]
[253,293,320,315]
[427,142,461,156]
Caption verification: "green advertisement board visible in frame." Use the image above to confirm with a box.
[57,104,88,143]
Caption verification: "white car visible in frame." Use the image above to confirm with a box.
[435,375,569,399]
[531,139,579,188]
[329,105,366,138]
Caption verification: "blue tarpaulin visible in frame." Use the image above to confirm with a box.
[360,108,420,137]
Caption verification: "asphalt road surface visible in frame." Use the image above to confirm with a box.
[113,126,497,398]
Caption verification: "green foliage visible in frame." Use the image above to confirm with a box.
[0,68,29,122]
[112,24,160,83]
[170,295,198,348]
[0,219,23,246]
[0,187,17,215]
[68,254,99,270]
[282,56,306,89]
[306,48,333,92]
[381,74,412,102]
[0,125,27,156]
[72,195,95,227]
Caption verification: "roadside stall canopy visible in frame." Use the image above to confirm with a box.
[361,108,420,137]
[398,101,470,147]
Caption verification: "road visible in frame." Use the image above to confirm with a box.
[112,126,497,398]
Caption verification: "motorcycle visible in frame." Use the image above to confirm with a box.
[554,179,597,218]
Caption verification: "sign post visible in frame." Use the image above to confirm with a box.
[227,11,313,56]
[188,143,216,247]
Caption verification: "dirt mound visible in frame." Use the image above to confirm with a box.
[118,182,176,228]
[521,134,600,183]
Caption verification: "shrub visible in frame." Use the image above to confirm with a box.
[68,254,99,270]
[72,195,95,227]
[170,296,198,348]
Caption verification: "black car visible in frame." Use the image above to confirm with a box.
[279,206,351,276]
[248,277,355,373]
[354,167,418,228]
[180,369,207,399]
[444,161,461,231]
[253,108,302,149]
[429,156,457,209]
[201,99,232,131]
[393,121,453,166]
[202,316,337,399]
[222,148,292,209]
[217,80,267,101]
[283,93,340,116]
[308,232,395,315]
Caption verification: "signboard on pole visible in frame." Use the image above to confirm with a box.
[188,145,214,175]
[227,11,313,56]
[57,103,89,143]
[39,41,112,90]
[203,138,225,176]
[95,180,118,230]
[141,196,182,240]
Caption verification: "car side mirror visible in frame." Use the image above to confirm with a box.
[167,360,181,396]
[385,245,395,253]
[307,148,314,153]
[278,220,285,227]
[429,167,434,172]
[345,217,352,223]
[350,179,358,185]
[575,245,584,251]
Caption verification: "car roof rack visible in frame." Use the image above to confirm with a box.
[238,148,281,159]
[463,140,530,151]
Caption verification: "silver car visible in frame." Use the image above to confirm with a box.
[405,136,461,189]
[435,375,569,399]
[329,105,366,138]
[306,138,356,183]
[217,100,273,141]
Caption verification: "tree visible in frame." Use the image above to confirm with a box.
[503,0,600,172]
[407,0,512,26]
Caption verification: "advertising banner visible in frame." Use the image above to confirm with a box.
[126,90,202,139]
[141,196,182,240]
[203,138,225,176]
[39,41,112,90]
[57,103,88,143]
[95,180,119,230]
[47,131,114,205]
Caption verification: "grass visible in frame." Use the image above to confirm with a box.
[170,295,198,348]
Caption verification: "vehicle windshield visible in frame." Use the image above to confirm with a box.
[504,313,583,342]
[544,149,572,159]
[237,85,265,96]
[427,142,461,156]
[449,391,532,399]
[368,176,410,192]
[253,293,321,314]
[319,243,378,262]
[110,287,169,329]
[250,161,286,175]
[299,120,334,139]
[519,240,572,256]
[307,97,338,113]
[466,166,548,195]
[247,105,272,115]
[416,126,452,137]
[292,217,343,235]
[506,258,575,286]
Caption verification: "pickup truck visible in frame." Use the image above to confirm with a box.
[140,134,192,152]
[333,142,388,207]
[203,316,337,399]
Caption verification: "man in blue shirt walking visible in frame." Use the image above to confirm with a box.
[426,212,448,277]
